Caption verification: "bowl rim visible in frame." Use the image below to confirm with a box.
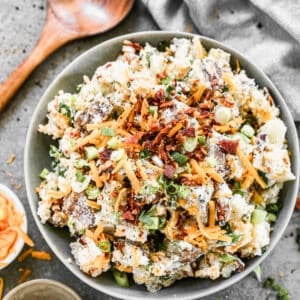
[0,183,27,270]
[24,31,300,300]
[3,278,81,300]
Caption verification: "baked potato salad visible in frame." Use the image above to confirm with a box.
[37,37,295,292]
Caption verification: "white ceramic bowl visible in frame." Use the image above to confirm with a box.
[3,279,81,300]
[0,183,27,269]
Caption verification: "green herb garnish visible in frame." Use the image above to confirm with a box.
[263,277,289,300]
[98,241,111,253]
[139,149,151,159]
[39,168,49,179]
[101,127,115,137]
[75,170,86,182]
[171,152,189,166]
[113,270,130,287]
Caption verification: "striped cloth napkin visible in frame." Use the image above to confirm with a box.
[143,0,300,121]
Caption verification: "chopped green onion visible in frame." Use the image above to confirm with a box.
[263,277,289,300]
[178,185,191,199]
[112,270,130,288]
[149,105,158,115]
[241,124,255,138]
[206,156,217,168]
[86,186,100,199]
[220,253,236,263]
[171,152,189,166]
[75,159,90,169]
[139,149,151,159]
[85,146,99,161]
[251,209,267,225]
[229,233,240,244]
[107,137,120,149]
[184,137,198,152]
[145,52,152,68]
[157,40,169,52]
[39,168,49,179]
[235,132,250,144]
[139,211,160,230]
[157,175,167,187]
[166,182,179,195]
[160,76,172,85]
[76,170,86,182]
[253,264,262,282]
[165,84,175,98]
[101,127,115,137]
[266,203,281,214]
[98,241,111,252]
[49,145,62,160]
[58,103,73,122]
[267,213,277,223]
[198,135,206,145]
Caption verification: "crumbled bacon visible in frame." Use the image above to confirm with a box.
[99,148,112,162]
[181,127,195,137]
[121,211,135,221]
[219,139,239,155]
[155,89,166,103]
[164,164,176,179]
[123,40,142,52]
[126,132,145,144]
[160,102,174,109]
[158,140,169,163]
[183,107,196,116]
[220,97,234,108]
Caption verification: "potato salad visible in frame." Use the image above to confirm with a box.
[37,37,295,292]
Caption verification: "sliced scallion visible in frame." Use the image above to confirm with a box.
[85,146,99,161]
[101,127,115,137]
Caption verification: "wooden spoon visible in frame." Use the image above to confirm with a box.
[0,0,134,112]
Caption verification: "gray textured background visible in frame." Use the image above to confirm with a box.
[0,1,299,299]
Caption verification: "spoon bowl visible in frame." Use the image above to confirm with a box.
[0,0,134,112]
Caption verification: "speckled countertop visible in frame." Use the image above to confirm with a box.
[0,1,299,299]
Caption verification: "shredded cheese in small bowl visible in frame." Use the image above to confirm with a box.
[0,184,30,269]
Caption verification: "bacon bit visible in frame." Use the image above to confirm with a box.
[122,211,135,221]
[167,122,183,137]
[18,248,33,262]
[152,126,170,146]
[123,40,142,52]
[18,268,32,283]
[125,132,144,144]
[295,196,300,211]
[160,101,174,109]
[219,97,234,108]
[31,250,52,261]
[155,89,166,103]
[6,154,16,164]
[164,165,176,179]
[99,148,112,162]
[181,127,195,137]
[219,139,239,155]
[158,140,168,163]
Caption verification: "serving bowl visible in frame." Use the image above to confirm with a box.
[24,31,299,300]
[0,183,28,269]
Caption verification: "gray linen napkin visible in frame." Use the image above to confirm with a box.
[143,0,300,121]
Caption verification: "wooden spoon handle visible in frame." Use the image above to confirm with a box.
[0,10,68,112]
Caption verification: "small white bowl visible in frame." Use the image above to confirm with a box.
[0,183,27,269]
[3,279,81,300]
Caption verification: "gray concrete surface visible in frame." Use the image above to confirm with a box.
[0,1,299,299]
